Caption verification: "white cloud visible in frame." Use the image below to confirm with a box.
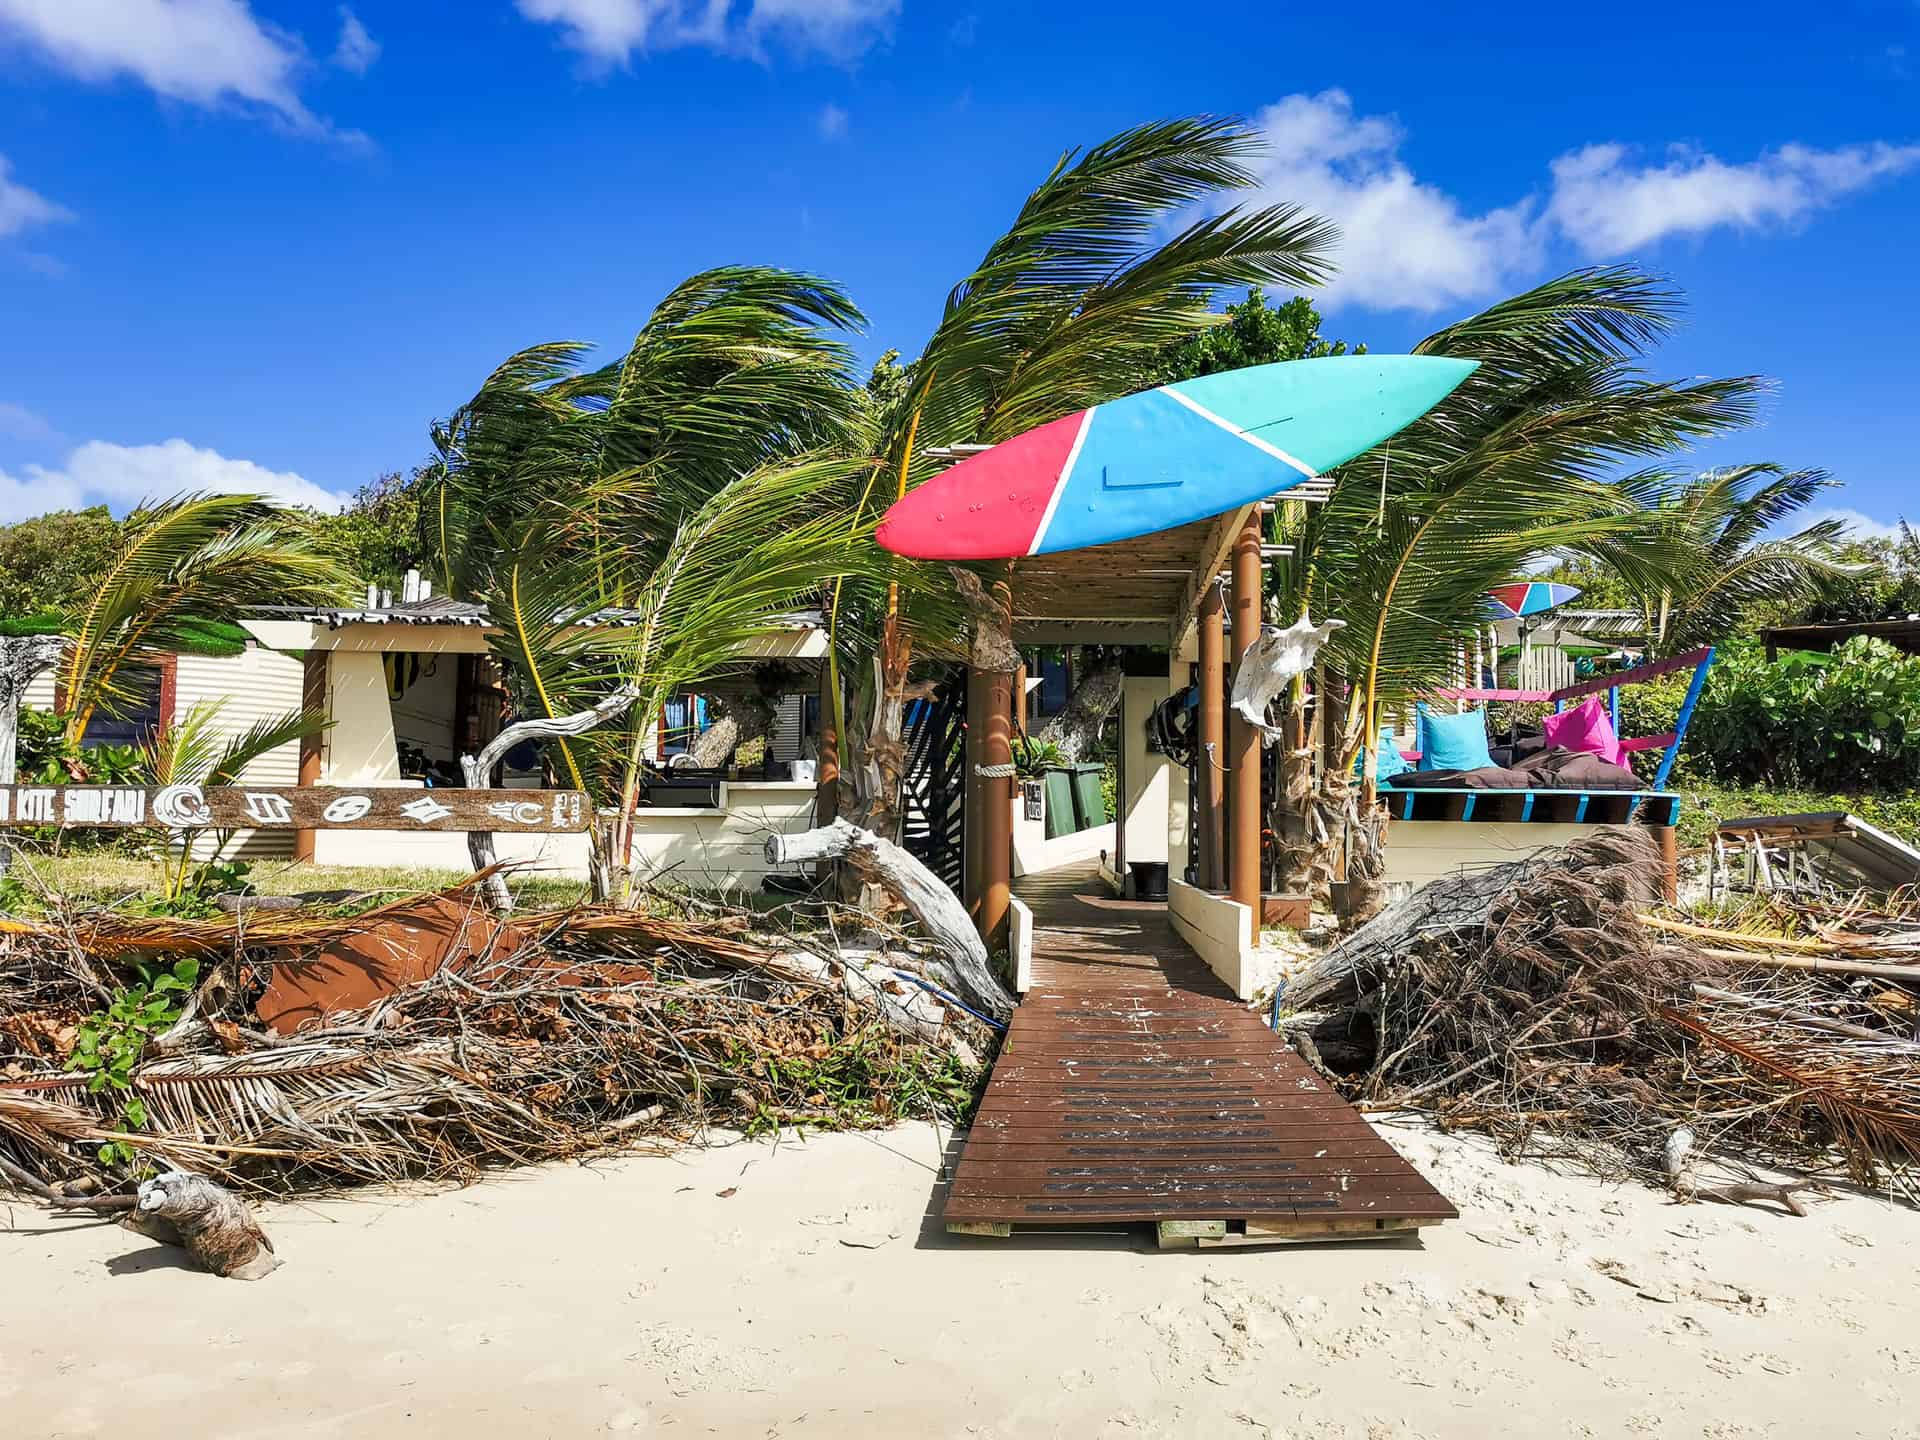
[1246,90,1920,312]
[0,400,60,445]
[817,101,847,139]
[331,6,378,73]
[1247,91,1545,312]
[0,0,363,142]
[1547,140,1920,256]
[1796,507,1909,543]
[0,152,71,238]
[0,438,347,523]
[515,0,896,63]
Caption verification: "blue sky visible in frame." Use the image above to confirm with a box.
[1,0,1916,540]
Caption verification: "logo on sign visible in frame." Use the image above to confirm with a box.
[242,792,294,824]
[152,785,213,828]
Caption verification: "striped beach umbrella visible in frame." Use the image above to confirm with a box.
[1485,582,1580,620]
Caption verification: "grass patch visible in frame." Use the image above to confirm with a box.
[2,850,591,912]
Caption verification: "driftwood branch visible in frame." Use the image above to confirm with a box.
[460,685,642,911]
[0,635,66,881]
[126,1169,279,1279]
[766,819,1013,1022]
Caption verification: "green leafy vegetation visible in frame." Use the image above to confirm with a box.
[1620,638,1920,793]
[67,958,199,1167]
[0,507,124,618]
[1672,780,1920,852]
[730,1024,981,1136]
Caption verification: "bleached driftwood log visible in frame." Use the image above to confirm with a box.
[1229,615,1345,741]
[127,1170,280,1280]
[460,684,642,912]
[767,818,1013,1022]
[1663,1125,1818,1217]
[0,635,66,881]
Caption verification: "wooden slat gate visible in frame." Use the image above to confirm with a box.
[900,673,966,894]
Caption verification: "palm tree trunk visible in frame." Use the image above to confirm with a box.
[1035,651,1124,762]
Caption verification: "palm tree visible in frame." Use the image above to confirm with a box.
[57,494,351,746]
[480,455,897,898]
[1269,267,1765,921]
[422,266,868,602]
[144,699,330,901]
[1571,464,1859,654]
[832,116,1340,839]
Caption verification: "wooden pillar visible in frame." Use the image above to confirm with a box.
[1197,580,1226,890]
[964,666,987,917]
[292,648,327,864]
[1228,513,1262,913]
[1652,824,1679,904]
[978,666,1014,950]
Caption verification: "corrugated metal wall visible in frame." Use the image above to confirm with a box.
[19,647,305,860]
[175,648,306,859]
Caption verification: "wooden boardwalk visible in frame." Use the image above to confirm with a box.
[944,865,1456,1245]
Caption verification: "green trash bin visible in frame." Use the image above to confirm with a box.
[1041,768,1077,838]
[1069,761,1109,831]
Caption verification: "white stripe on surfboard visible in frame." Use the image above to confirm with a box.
[1156,386,1319,479]
[1027,407,1095,556]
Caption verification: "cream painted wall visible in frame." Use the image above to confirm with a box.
[1120,673,1176,867]
[322,651,403,785]
[1382,820,1617,890]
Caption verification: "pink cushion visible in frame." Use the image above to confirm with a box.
[1543,697,1625,766]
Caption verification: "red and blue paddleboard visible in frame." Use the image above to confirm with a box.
[875,355,1477,560]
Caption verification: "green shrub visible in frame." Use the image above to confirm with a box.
[1682,637,1920,792]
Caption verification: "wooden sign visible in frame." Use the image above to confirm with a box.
[0,786,590,833]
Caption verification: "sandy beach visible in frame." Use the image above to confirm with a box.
[3,1121,1912,1439]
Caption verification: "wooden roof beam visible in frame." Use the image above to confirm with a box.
[1169,503,1257,652]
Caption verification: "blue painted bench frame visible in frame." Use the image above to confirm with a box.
[1378,786,1682,828]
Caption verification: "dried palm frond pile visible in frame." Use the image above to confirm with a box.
[0,884,992,1201]
[1282,827,1920,1202]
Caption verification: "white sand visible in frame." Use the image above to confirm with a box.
[3,1122,1912,1439]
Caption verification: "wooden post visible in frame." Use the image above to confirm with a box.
[964,665,988,919]
[293,648,327,864]
[1228,513,1262,914]
[1012,658,1028,738]
[978,665,1014,950]
[1197,580,1226,891]
[814,661,841,883]
[1652,824,1679,904]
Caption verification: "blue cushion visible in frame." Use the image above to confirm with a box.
[1362,727,1412,784]
[1418,705,1495,773]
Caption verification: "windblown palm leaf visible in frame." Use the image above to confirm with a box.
[57,493,350,744]
[1573,463,1859,653]
[1269,266,1765,771]
[425,267,868,602]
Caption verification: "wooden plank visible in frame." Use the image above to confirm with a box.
[0,784,590,832]
[946,1194,1458,1223]
[943,861,1457,1235]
